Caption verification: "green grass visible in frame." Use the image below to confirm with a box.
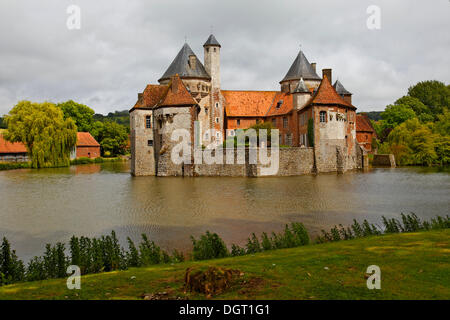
[0,229,448,300]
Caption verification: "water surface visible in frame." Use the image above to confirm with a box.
[0,162,448,260]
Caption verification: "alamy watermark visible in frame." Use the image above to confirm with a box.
[66,265,81,290]
[366,265,381,289]
[366,5,381,30]
[66,5,81,30]
[170,121,280,176]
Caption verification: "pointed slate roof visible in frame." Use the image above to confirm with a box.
[203,34,221,47]
[333,80,352,95]
[309,75,355,109]
[293,78,309,93]
[158,43,211,82]
[281,50,321,82]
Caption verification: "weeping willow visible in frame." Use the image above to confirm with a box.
[4,101,77,168]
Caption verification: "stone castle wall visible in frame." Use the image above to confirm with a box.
[130,109,155,176]
[183,147,315,177]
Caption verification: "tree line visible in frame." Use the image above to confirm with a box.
[368,80,449,166]
[1,100,129,168]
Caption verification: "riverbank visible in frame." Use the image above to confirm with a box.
[1,229,448,300]
[0,157,126,171]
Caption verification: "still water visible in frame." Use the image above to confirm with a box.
[0,162,449,260]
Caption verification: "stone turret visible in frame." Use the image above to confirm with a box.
[293,77,311,110]
[203,34,223,144]
[203,34,221,90]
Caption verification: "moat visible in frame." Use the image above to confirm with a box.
[0,161,449,261]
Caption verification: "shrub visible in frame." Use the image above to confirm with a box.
[191,231,229,260]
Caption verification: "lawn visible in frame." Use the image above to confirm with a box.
[0,229,448,300]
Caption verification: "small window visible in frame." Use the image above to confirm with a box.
[320,111,327,123]
[146,115,151,129]
[283,117,288,128]
[237,119,240,126]
[147,140,153,147]
[276,100,283,109]
[216,132,220,139]
[215,117,220,123]
[205,108,208,115]
[213,48,216,52]
[215,102,219,108]
[272,118,277,127]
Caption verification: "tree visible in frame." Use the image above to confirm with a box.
[381,104,416,129]
[57,100,95,132]
[408,81,450,118]
[0,117,6,129]
[4,101,77,168]
[394,96,433,122]
[91,120,128,156]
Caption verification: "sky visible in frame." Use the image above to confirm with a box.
[0,0,449,116]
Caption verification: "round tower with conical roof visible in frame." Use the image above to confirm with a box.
[203,34,221,90]
[203,34,223,145]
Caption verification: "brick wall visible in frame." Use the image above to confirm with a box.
[76,146,100,158]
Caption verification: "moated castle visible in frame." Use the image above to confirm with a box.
[129,34,374,176]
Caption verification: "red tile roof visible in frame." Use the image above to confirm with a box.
[158,74,196,107]
[266,92,294,116]
[0,134,27,154]
[131,74,195,111]
[356,114,375,133]
[77,132,100,147]
[222,90,280,117]
[310,75,355,108]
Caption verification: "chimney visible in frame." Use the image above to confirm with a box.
[311,63,316,73]
[188,55,197,70]
[322,68,332,84]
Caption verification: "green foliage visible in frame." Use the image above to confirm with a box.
[57,100,95,132]
[307,118,314,147]
[0,162,30,171]
[69,157,124,165]
[0,237,25,285]
[0,117,6,129]
[360,111,383,121]
[191,231,229,260]
[394,96,431,120]
[383,118,443,166]
[381,104,416,129]
[93,110,130,132]
[1,215,450,287]
[408,80,450,118]
[90,120,128,156]
[317,213,450,244]
[3,101,77,168]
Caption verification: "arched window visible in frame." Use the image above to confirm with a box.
[320,111,327,123]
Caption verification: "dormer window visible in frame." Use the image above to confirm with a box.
[276,100,283,109]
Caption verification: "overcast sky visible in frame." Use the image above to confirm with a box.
[0,0,449,116]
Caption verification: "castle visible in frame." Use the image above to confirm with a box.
[130,34,367,176]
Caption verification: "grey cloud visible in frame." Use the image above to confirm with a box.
[0,0,448,115]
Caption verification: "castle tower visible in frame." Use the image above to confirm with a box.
[203,34,223,144]
[203,34,221,89]
[280,50,321,93]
